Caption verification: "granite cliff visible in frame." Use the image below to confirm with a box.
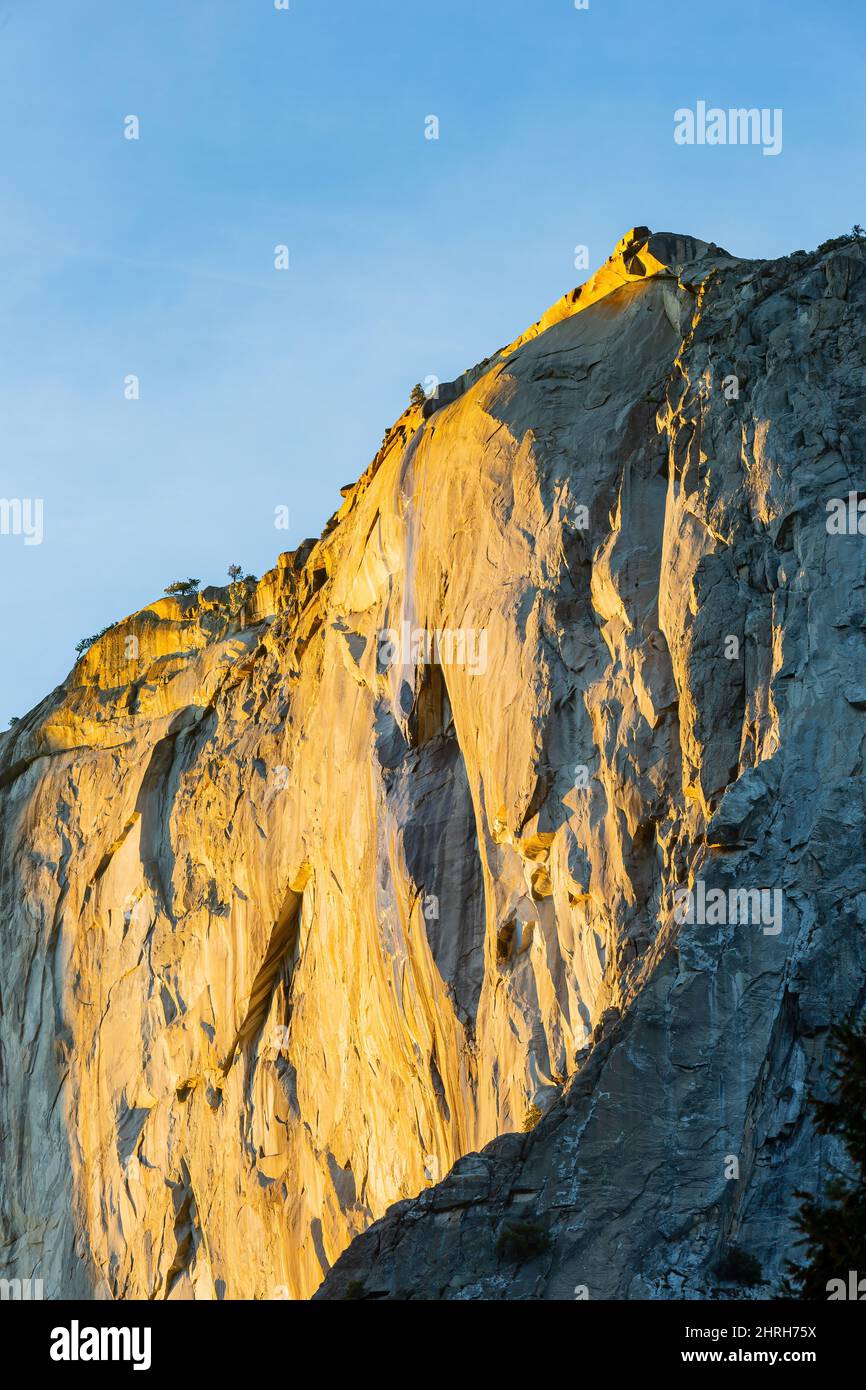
[2,227,865,1300]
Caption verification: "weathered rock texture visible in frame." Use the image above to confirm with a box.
[2,228,865,1301]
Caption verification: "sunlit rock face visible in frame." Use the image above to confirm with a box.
[3,228,865,1301]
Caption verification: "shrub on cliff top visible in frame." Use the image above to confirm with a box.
[164,578,200,597]
[75,627,109,655]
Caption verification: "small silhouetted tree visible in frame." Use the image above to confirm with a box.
[75,626,109,655]
[164,578,200,597]
[227,564,243,583]
[409,383,426,408]
[784,1016,866,1298]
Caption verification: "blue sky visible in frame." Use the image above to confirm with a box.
[1,0,864,724]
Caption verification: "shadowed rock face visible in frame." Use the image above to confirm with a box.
[3,227,865,1301]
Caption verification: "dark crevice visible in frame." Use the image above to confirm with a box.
[223,881,305,1074]
[407,663,452,747]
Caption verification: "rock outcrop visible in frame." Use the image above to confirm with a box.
[2,227,865,1301]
